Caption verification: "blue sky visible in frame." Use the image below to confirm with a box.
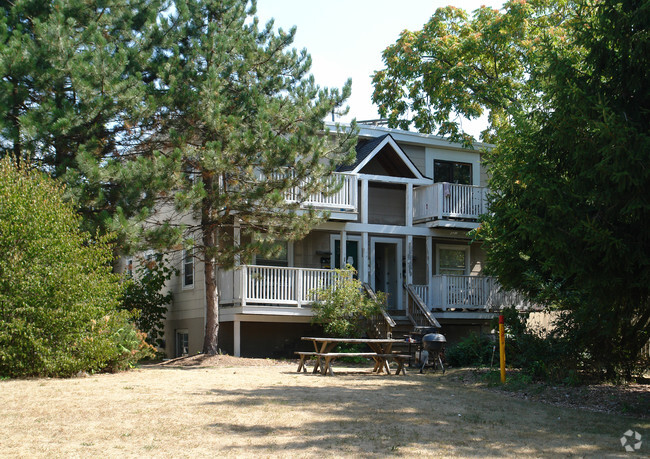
[255,0,505,137]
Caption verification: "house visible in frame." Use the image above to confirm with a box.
[144,123,530,358]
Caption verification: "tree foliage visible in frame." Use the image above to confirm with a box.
[0,157,153,377]
[372,0,574,145]
[0,0,176,242]
[479,0,650,380]
[141,0,357,354]
[310,268,385,338]
[375,0,649,380]
[121,253,176,348]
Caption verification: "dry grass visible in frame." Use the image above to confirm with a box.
[0,361,648,458]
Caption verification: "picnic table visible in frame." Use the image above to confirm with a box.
[297,337,410,376]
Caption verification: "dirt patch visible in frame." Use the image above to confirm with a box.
[156,354,288,368]
[452,368,650,419]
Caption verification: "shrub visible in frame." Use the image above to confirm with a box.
[445,333,496,367]
[310,266,386,338]
[0,158,153,377]
[120,253,176,349]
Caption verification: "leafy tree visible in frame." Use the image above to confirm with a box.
[121,253,177,348]
[311,268,385,338]
[0,157,153,377]
[143,0,357,354]
[479,0,650,380]
[371,0,574,145]
[374,0,649,380]
[0,0,176,242]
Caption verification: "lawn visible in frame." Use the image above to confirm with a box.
[0,361,647,457]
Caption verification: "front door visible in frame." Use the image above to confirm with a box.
[371,238,402,310]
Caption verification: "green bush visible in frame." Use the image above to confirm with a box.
[310,266,386,338]
[121,253,176,349]
[0,158,153,377]
[445,333,496,367]
[491,307,579,382]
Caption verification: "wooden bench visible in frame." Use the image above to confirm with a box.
[296,351,411,376]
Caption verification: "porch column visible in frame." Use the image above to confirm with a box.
[361,179,368,224]
[362,232,369,283]
[426,236,433,309]
[406,183,413,227]
[406,235,413,285]
[233,317,241,357]
[234,218,241,266]
[340,230,347,269]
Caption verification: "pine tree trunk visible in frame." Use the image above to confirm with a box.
[202,174,220,355]
[203,254,220,355]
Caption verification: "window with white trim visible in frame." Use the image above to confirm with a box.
[436,245,470,275]
[183,249,194,288]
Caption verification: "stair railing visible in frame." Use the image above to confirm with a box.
[362,283,396,339]
[405,284,441,329]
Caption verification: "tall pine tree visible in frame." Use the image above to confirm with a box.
[144,0,356,354]
[0,0,175,242]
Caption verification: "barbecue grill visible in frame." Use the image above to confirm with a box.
[406,328,446,374]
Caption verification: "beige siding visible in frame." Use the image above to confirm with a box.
[164,316,204,357]
[293,231,331,269]
[368,184,405,225]
[470,242,484,274]
[400,144,426,177]
[480,153,489,187]
[167,250,205,321]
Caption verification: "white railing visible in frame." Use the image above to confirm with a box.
[235,265,339,308]
[413,183,488,222]
[269,171,357,211]
[413,275,532,311]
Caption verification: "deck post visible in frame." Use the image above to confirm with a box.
[406,183,413,227]
[241,266,247,308]
[442,275,449,310]
[234,317,241,357]
[426,236,433,309]
[296,268,303,308]
[360,178,368,224]
[406,235,413,285]
[362,232,369,283]
[340,230,347,269]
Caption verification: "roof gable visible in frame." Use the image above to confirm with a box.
[338,134,424,179]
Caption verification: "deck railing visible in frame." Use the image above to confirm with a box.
[268,171,357,211]
[223,265,339,308]
[413,183,488,222]
[413,275,532,311]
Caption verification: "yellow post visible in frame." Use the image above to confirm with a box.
[499,314,506,383]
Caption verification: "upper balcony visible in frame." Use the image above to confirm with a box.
[413,183,488,229]
[285,172,357,214]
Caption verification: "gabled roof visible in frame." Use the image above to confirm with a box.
[338,134,425,180]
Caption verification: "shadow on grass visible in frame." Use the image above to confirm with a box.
[196,369,649,457]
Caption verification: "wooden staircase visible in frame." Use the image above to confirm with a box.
[362,284,442,353]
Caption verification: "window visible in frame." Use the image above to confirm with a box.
[434,160,472,185]
[183,249,194,288]
[437,245,469,275]
[255,241,289,267]
[176,330,189,357]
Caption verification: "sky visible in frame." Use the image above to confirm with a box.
[255,0,506,137]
